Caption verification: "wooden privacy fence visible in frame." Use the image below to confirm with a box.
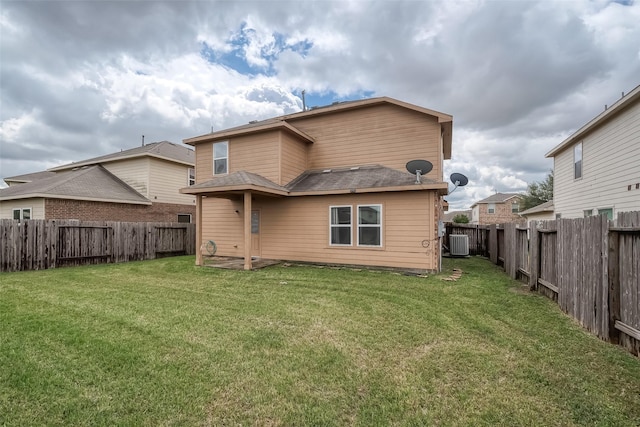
[471,212,640,356]
[0,219,196,272]
[444,224,489,257]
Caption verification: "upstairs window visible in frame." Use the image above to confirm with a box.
[511,202,520,213]
[330,206,352,246]
[213,141,228,175]
[358,205,382,246]
[188,167,195,186]
[574,142,582,179]
[487,203,496,214]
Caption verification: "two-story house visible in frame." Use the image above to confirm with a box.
[181,97,453,271]
[0,141,196,222]
[545,84,640,219]
[470,193,524,225]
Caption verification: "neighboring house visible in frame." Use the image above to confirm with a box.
[470,193,524,225]
[443,210,471,223]
[519,200,555,227]
[545,84,640,219]
[1,141,196,222]
[181,97,453,271]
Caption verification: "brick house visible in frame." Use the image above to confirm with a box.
[1,141,196,222]
[470,193,524,225]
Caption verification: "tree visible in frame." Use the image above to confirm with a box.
[521,172,553,210]
[453,214,469,224]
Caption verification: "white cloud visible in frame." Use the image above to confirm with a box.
[1,0,638,207]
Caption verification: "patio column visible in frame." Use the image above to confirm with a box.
[243,191,252,270]
[195,195,203,266]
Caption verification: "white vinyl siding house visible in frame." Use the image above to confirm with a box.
[0,198,45,219]
[547,85,640,219]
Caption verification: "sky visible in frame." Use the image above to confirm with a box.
[1,0,638,210]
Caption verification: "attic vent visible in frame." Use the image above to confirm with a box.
[249,120,258,124]
[322,169,332,173]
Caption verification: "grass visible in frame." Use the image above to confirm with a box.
[1,256,639,426]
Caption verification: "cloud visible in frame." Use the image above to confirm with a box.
[1,0,638,211]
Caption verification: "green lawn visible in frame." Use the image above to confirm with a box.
[1,256,639,426]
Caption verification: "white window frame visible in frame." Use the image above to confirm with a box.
[487,203,496,214]
[357,204,382,247]
[13,207,32,222]
[329,205,352,246]
[574,142,583,179]
[213,141,229,175]
[511,202,519,213]
[597,207,613,220]
[188,167,195,186]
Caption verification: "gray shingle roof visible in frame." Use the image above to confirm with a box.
[443,210,472,222]
[3,170,57,184]
[473,192,522,205]
[288,165,437,192]
[188,171,287,193]
[0,165,150,204]
[49,141,194,171]
[519,200,554,216]
[183,165,444,197]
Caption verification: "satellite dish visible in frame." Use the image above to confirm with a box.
[449,172,469,194]
[450,173,469,187]
[406,159,433,184]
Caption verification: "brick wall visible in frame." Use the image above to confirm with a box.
[44,199,196,222]
[478,201,524,225]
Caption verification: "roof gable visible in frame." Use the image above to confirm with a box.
[183,97,453,159]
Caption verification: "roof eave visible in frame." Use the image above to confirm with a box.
[0,193,151,205]
[184,121,315,146]
[290,182,449,196]
[180,184,288,197]
[49,152,193,171]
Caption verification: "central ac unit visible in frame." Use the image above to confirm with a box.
[449,234,469,257]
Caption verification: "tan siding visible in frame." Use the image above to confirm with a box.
[103,158,150,197]
[0,198,45,219]
[554,101,640,218]
[230,132,280,183]
[202,191,440,270]
[280,133,309,184]
[201,197,245,257]
[148,159,195,205]
[291,104,442,180]
[195,143,213,184]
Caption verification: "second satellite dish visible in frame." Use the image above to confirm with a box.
[449,172,469,194]
[450,172,469,187]
[406,159,433,184]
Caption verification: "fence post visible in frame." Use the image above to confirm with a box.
[529,221,539,290]
[608,228,620,344]
[489,224,497,264]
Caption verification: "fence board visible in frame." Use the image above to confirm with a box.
[445,224,489,256]
[487,212,639,356]
[0,219,195,273]
[617,212,640,355]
